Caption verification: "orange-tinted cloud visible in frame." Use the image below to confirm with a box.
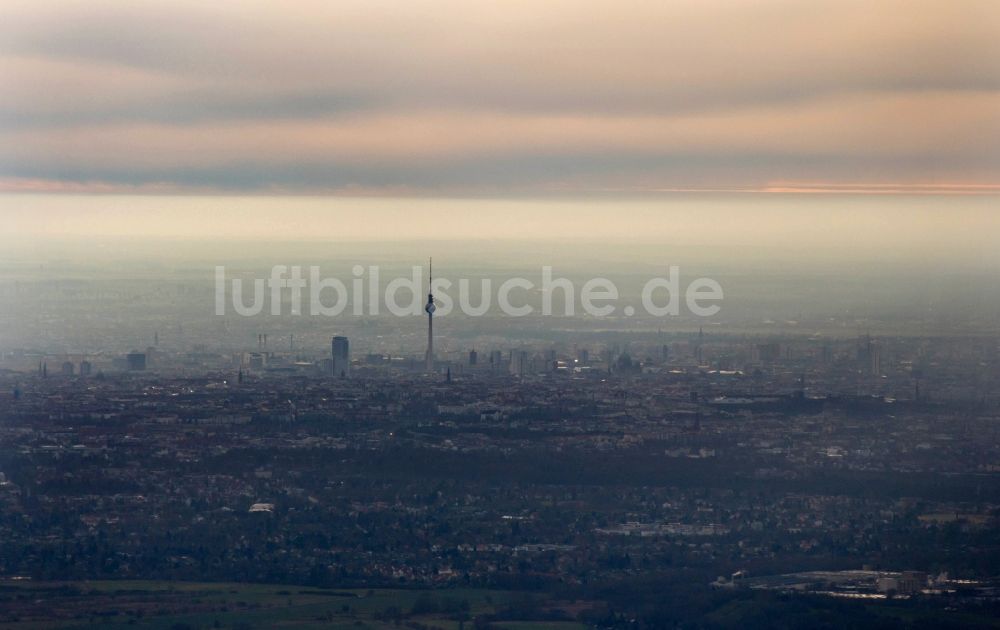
[1,0,998,192]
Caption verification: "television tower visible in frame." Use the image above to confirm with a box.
[424,257,435,371]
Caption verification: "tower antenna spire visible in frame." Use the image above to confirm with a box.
[424,257,436,371]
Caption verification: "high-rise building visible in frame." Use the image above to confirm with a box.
[870,343,881,377]
[856,334,881,377]
[126,352,146,371]
[489,350,504,372]
[469,349,478,366]
[247,352,265,370]
[331,335,350,377]
[511,350,528,376]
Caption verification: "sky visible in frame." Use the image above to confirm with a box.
[2,194,999,275]
[1,0,999,195]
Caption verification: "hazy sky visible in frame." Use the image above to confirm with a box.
[2,194,998,273]
[1,0,999,194]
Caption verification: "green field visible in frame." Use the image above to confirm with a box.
[0,580,592,630]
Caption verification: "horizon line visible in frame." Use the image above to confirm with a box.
[1,177,999,197]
